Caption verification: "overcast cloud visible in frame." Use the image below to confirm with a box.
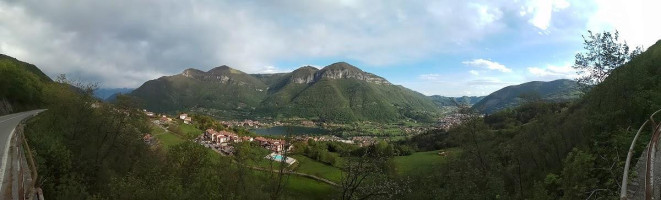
[1,0,659,96]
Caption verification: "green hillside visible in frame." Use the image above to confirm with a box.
[260,63,439,122]
[258,66,319,111]
[0,54,52,82]
[454,96,484,105]
[130,62,440,122]
[429,95,484,107]
[130,66,269,114]
[0,54,52,114]
[472,79,581,114]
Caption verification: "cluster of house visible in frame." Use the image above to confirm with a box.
[201,128,289,154]
[179,114,192,124]
[435,113,479,130]
[293,135,353,144]
[219,119,301,129]
[350,136,378,147]
[290,135,378,147]
[142,110,193,125]
[218,118,325,130]
[220,119,264,128]
[299,120,315,127]
[402,126,429,134]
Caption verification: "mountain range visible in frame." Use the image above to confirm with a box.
[471,79,582,114]
[129,62,440,122]
[429,95,484,107]
[2,52,583,122]
[94,88,134,101]
[128,61,584,121]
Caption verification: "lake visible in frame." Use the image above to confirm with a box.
[252,126,330,135]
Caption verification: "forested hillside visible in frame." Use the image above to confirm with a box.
[130,66,269,114]
[0,54,51,115]
[93,88,134,100]
[472,79,582,114]
[429,95,484,107]
[400,40,661,199]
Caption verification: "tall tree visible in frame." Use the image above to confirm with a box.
[573,30,642,88]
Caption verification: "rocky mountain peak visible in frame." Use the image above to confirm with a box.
[316,62,390,85]
[207,65,238,74]
[181,68,204,78]
[323,62,361,72]
[290,66,319,84]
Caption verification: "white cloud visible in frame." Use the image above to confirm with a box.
[0,0,517,88]
[419,74,443,81]
[522,0,571,30]
[463,59,512,73]
[469,70,480,76]
[470,3,503,27]
[527,64,577,80]
[406,71,528,96]
[586,0,661,50]
[258,66,291,74]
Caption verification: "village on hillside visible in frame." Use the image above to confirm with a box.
[140,108,474,166]
[141,110,298,164]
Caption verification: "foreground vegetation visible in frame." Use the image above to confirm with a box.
[393,39,661,199]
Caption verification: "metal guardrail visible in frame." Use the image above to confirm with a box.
[1,113,44,200]
[621,108,661,200]
[19,123,42,200]
[645,123,661,200]
[621,120,648,199]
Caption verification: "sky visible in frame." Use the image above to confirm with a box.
[1,0,660,97]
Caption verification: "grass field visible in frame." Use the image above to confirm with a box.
[291,155,343,183]
[210,150,336,200]
[150,124,167,135]
[155,132,185,149]
[393,148,458,176]
[179,123,203,139]
[151,122,203,149]
[150,123,186,149]
[283,174,337,199]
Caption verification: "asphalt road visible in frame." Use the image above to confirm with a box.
[0,109,45,191]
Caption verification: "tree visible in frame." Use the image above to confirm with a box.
[339,144,406,200]
[560,148,598,199]
[519,91,542,104]
[0,62,44,109]
[573,30,642,88]
[268,128,293,200]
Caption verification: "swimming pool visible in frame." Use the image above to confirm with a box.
[265,153,297,165]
